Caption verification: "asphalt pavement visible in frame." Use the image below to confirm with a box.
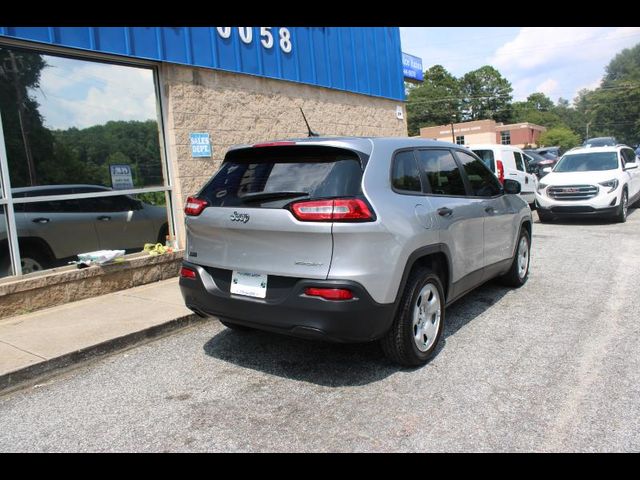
[1,209,639,452]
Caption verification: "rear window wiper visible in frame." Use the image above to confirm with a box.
[239,191,310,203]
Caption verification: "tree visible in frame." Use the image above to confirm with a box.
[573,43,640,144]
[460,66,513,122]
[406,65,462,136]
[538,126,581,153]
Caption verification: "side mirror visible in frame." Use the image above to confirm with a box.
[503,179,521,195]
[542,167,552,173]
[625,163,638,170]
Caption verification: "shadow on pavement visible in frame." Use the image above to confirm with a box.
[202,280,510,387]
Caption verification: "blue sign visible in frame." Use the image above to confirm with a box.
[0,27,406,101]
[190,132,211,158]
[402,52,424,82]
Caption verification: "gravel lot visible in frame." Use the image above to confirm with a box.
[1,209,640,452]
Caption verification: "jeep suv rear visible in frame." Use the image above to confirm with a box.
[180,137,533,366]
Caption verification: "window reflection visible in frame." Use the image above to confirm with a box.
[0,46,163,194]
[8,191,169,274]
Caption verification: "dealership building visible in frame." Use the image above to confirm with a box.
[419,119,546,148]
[0,27,408,316]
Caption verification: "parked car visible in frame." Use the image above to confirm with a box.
[536,146,561,158]
[0,185,168,277]
[467,144,538,208]
[583,137,617,148]
[523,149,557,178]
[535,145,640,223]
[179,137,533,366]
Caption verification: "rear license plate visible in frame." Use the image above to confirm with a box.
[230,271,268,299]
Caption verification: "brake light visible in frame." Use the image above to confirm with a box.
[304,287,354,301]
[180,267,197,279]
[253,141,296,147]
[496,160,505,184]
[184,197,208,216]
[289,198,373,222]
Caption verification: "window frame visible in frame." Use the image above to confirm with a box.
[500,130,511,145]
[0,39,176,278]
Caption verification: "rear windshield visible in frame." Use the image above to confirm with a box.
[471,149,495,172]
[199,146,364,207]
[554,152,619,172]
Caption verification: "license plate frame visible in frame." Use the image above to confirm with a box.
[230,271,268,299]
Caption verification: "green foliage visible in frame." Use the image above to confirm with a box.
[406,65,461,136]
[539,126,581,153]
[460,66,513,122]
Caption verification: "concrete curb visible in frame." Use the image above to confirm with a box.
[0,313,210,396]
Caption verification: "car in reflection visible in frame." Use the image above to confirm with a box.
[1,185,168,276]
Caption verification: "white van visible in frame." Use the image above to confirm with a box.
[468,144,537,207]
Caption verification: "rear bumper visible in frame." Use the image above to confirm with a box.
[179,261,395,343]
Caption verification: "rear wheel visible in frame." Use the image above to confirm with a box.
[380,267,445,367]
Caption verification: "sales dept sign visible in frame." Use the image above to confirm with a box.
[190,132,212,158]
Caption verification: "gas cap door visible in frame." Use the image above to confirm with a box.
[414,203,434,229]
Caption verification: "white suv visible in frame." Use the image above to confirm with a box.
[535,145,640,223]
[468,144,538,207]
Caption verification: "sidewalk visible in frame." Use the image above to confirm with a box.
[0,278,205,393]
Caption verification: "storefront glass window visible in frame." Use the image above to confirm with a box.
[0,44,173,278]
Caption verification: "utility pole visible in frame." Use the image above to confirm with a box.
[586,120,591,140]
[450,113,456,143]
[7,51,37,186]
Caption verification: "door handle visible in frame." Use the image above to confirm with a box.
[32,217,50,224]
[97,215,112,221]
[437,207,453,217]
[484,206,495,214]
[509,173,518,176]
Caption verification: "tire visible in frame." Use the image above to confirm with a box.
[498,228,531,288]
[380,267,445,367]
[18,247,52,275]
[615,189,628,223]
[220,319,254,332]
[537,211,553,223]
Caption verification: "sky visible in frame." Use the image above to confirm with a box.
[32,55,157,130]
[399,27,640,104]
[27,27,640,130]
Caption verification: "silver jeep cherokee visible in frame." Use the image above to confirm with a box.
[180,137,532,366]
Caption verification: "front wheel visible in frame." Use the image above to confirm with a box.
[499,229,531,287]
[615,190,628,223]
[380,267,445,367]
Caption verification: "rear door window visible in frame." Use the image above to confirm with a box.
[199,146,364,208]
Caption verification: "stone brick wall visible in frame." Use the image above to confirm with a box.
[161,63,408,245]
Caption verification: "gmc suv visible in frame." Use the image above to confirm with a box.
[180,138,532,366]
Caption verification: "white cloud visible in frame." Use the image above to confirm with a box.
[535,78,559,97]
[33,56,157,130]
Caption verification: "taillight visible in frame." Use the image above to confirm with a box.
[289,198,373,222]
[304,287,354,301]
[180,267,197,279]
[184,196,208,216]
[496,160,505,184]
